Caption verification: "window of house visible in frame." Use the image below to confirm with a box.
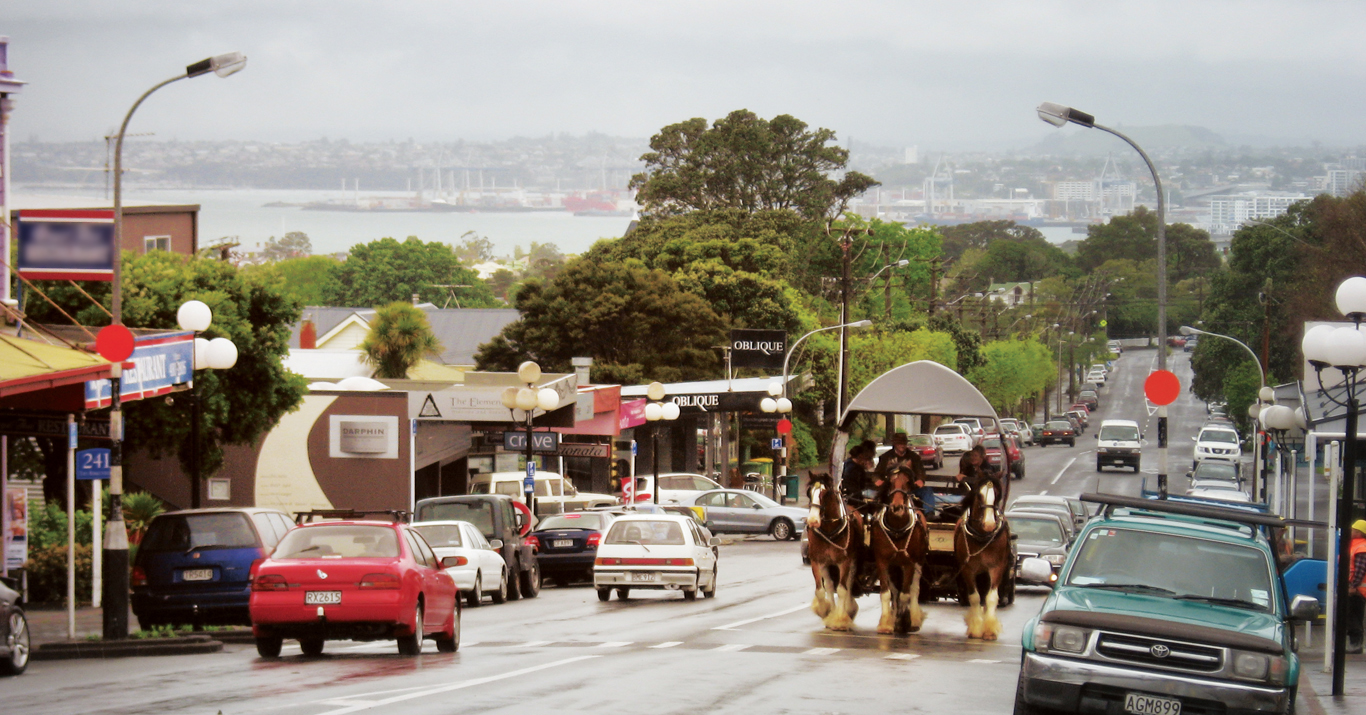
[144,235,170,253]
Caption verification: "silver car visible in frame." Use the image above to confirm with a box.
[683,489,807,541]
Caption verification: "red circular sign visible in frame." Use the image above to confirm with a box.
[1144,370,1181,406]
[95,324,135,362]
[776,418,793,435]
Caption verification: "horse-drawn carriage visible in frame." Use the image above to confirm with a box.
[806,361,1018,639]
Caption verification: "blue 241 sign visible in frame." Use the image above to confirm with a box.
[76,448,111,480]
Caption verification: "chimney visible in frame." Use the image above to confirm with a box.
[300,320,317,349]
[571,356,593,385]
[412,293,420,305]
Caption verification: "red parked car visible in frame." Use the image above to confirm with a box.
[906,433,944,470]
[981,435,1026,480]
[249,515,461,657]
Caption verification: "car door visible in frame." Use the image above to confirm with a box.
[696,491,733,532]
[465,524,501,588]
[727,492,766,532]
[406,531,453,630]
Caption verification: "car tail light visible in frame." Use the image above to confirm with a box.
[526,534,541,551]
[131,565,148,587]
[359,573,401,589]
[619,558,694,566]
[595,557,623,566]
[634,493,652,502]
[252,573,288,591]
[586,532,602,548]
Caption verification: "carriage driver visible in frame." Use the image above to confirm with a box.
[876,433,937,516]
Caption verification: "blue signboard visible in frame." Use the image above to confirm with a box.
[85,332,194,407]
[76,448,110,480]
[17,210,116,281]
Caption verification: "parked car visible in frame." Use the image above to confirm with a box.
[683,489,807,540]
[952,417,988,445]
[1076,390,1099,412]
[132,507,295,629]
[907,433,945,469]
[1193,425,1242,466]
[593,514,719,601]
[1000,419,1034,447]
[468,471,617,516]
[410,520,510,607]
[1006,511,1072,584]
[1095,419,1142,472]
[1065,410,1088,433]
[1187,460,1243,491]
[1106,340,1122,355]
[933,423,975,453]
[414,494,540,601]
[0,576,28,675]
[1030,423,1046,442]
[982,436,1025,480]
[1187,485,1252,503]
[1038,420,1077,447]
[627,472,724,505]
[526,511,617,586]
[249,517,461,657]
[1184,335,1199,352]
[1011,495,1089,533]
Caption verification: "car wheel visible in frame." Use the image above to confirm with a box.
[1096,461,1104,472]
[521,560,541,598]
[491,568,508,604]
[1068,439,1075,447]
[254,635,283,658]
[506,561,523,601]
[0,610,30,675]
[704,566,718,598]
[683,588,698,601]
[299,637,324,657]
[615,588,630,600]
[597,587,611,602]
[435,608,459,653]
[1013,673,1046,714]
[397,602,423,656]
[466,572,483,608]
[770,518,794,541]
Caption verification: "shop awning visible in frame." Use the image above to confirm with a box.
[0,334,113,401]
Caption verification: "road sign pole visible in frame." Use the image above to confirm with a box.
[103,369,129,640]
[66,414,76,639]
[1157,406,1169,498]
[92,474,101,608]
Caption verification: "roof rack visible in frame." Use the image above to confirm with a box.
[294,509,410,525]
[1080,492,1284,528]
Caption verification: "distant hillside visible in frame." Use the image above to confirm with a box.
[1031,125,1227,155]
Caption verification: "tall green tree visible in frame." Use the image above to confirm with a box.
[361,302,443,379]
[1076,207,1219,282]
[260,231,313,261]
[629,110,879,220]
[244,255,340,306]
[325,236,499,308]
[968,338,1056,415]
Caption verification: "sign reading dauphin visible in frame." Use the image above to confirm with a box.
[329,416,399,459]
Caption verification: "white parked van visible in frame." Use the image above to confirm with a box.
[469,471,618,515]
[1095,419,1143,472]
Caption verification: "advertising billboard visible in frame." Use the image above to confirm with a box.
[17,209,117,282]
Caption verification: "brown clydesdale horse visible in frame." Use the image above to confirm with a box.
[952,472,1011,640]
[871,460,929,634]
[805,473,864,631]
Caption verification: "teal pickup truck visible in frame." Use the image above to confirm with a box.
[1014,493,1320,715]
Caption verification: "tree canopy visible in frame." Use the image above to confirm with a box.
[325,236,499,308]
[260,231,313,261]
[244,255,340,306]
[629,110,879,220]
[361,301,443,379]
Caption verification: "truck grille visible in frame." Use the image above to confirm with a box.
[1095,632,1223,673]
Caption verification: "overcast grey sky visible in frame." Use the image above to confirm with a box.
[3,0,1363,150]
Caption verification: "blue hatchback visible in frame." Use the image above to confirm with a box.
[132,508,294,629]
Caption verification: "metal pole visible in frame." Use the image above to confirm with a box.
[1325,440,1339,674]
[525,410,536,516]
[1331,375,1357,696]
[191,378,200,509]
[103,368,128,639]
[837,234,851,420]
[92,473,101,608]
[66,413,76,638]
[651,423,659,505]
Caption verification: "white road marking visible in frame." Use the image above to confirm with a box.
[338,642,392,651]
[1039,490,1048,496]
[712,603,810,631]
[885,653,920,660]
[1051,457,1077,485]
[712,643,752,652]
[650,641,683,649]
[802,647,841,655]
[969,658,1001,664]
[311,656,601,715]
[597,641,632,648]
[519,640,553,648]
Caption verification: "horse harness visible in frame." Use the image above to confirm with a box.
[810,486,855,552]
[875,501,920,558]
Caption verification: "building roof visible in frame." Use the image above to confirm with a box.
[0,332,112,398]
[10,194,200,214]
[291,306,520,366]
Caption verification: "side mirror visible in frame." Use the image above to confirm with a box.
[488,539,504,550]
[1019,557,1053,585]
[709,537,721,547]
[441,555,468,568]
[753,504,763,510]
[1191,436,1198,442]
[1094,434,1099,440]
[1290,595,1321,622]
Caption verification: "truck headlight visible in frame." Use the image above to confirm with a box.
[1232,652,1268,680]
[1043,554,1067,565]
[1051,626,1089,653]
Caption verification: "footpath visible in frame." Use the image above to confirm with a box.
[24,605,242,661]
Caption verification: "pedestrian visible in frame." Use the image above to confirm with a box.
[1348,519,1366,654]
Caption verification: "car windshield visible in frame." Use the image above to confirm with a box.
[411,524,463,548]
[1010,517,1065,544]
[1192,462,1239,481]
[142,512,259,552]
[1200,430,1239,444]
[415,501,494,538]
[1065,528,1274,610]
[537,514,604,531]
[1099,425,1139,441]
[934,426,963,435]
[908,435,935,447]
[605,520,686,545]
[1045,421,1071,430]
[274,525,400,559]
[982,438,1002,449]
[1080,391,1098,398]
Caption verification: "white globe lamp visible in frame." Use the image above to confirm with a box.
[536,388,560,412]
[646,381,666,402]
[193,337,211,370]
[644,402,663,422]
[206,338,238,370]
[1324,327,1366,368]
[1334,276,1366,317]
[515,387,537,412]
[177,300,212,333]
[517,361,542,385]
[661,402,680,421]
[1302,324,1336,364]
[776,397,793,413]
[760,397,777,413]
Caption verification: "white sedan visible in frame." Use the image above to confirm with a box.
[933,424,974,453]
[411,520,510,607]
[593,514,718,602]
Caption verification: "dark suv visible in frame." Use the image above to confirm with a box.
[132,508,294,629]
[414,494,541,600]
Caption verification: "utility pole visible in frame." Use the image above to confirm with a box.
[831,225,872,419]
[928,257,940,316]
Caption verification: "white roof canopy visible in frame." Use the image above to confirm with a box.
[840,360,999,428]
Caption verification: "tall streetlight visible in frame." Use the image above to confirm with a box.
[103,51,245,641]
[1300,276,1366,696]
[1181,324,1269,497]
[776,320,872,496]
[176,300,238,509]
[643,381,680,504]
[1038,102,1170,494]
[500,361,561,516]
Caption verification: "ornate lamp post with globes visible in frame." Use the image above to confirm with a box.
[176,300,238,509]
[760,382,794,502]
[500,361,561,516]
[1299,276,1366,696]
[644,382,680,505]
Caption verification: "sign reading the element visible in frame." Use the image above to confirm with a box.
[76,448,110,480]
[503,431,560,453]
[329,415,400,459]
[729,329,787,369]
[17,209,117,281]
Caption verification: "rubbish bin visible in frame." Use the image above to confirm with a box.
[785,474,800,500]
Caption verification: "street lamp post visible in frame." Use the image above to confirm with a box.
[1038,102,1170,501]
[500,362,561,517]
[1301,276,1366,696]
[1181,325,1269,497]
[104,51,245,641]
[779,320,872,496]
[644,382,679,505]
[177,300,238,509]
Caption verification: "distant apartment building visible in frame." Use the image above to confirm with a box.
[1324,168,1364,198]
[1207,193,1310,236]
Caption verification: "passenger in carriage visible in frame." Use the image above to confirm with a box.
[840,440,880,508]
[940,447,991,521]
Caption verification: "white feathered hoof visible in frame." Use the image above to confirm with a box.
[811,593,832,619]
[982,614,1003,641]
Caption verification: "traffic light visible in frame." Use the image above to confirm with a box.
[609,459,628,494]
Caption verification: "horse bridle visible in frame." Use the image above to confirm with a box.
[876,501,918,557]
[810,482,853,551]
[960,480,1004,545]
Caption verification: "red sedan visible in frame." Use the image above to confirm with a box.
[249,519,460,657]
[906,433,944,470]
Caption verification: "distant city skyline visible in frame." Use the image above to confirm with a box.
[2,1,1365,151]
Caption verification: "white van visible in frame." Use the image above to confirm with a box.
[1095,419,1142,472]
[469,471,618,515]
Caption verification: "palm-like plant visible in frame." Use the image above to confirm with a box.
[361,302,444,379]
[121,491,165,545]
